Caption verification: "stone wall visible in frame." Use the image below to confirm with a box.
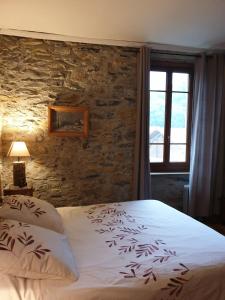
[0,103,2,196]
[0,35,138,206]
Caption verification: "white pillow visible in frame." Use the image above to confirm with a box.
[0,195,64,233]
[0,218,79,281]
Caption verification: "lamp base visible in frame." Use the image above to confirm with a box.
[13,161,27,188]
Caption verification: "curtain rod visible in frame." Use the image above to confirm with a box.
[151,50,201,57]
[151,49,220,58]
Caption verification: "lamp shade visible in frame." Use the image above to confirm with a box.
[7,142,30,158]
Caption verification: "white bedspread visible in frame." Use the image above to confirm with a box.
[0,200,225,300]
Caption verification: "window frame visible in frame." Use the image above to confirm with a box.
[149,61,194,173]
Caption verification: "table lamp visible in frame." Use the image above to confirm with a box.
[7,141,30,187]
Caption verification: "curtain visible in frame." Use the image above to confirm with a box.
[189,54,225,218]
[132,47,151,200]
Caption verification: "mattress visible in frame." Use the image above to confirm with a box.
[0,200,225,300]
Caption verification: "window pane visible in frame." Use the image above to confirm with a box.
[150,71,166,91]
[150,92,165,143]
[170,93,188,143]
[172,73,189,92]
[170,144,186,162]
[150,144,164,162]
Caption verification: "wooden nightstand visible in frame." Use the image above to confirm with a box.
[3,185,34,197]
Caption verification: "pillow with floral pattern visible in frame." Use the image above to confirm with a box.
[0,218,78,281]
[0,195,64,233]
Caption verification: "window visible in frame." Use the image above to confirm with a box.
[149,62,193,172]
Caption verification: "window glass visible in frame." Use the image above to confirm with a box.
[172,73,189,92]
[170,93,188,143]
[150,145,164,162]
[150,92,165,143]
[169,145,186,162]
[150,71,166,91]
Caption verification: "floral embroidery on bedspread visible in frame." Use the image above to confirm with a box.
[85,203,191,299]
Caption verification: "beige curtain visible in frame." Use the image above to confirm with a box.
[132,47,151,200]
[0,108,2,200]
[189,54,225,219]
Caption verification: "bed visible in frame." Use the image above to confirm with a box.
[0,199,225,299]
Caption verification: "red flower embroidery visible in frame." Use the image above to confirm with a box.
[135,243,159,258]
[0,231,15,252]
[96,227,115,234]
[24,200,36,209]
[17,232,34,246]
[29,244,51,259]
[33,207,46,218]
[119,244,135,254]
[7,199,22,211]
[143,267,157,284]
[120,268,136,279]
[161,276,189,296]
[125,261,142,270]
[106,240,117,247]
[173,263,190,275]
[153,249,177,263]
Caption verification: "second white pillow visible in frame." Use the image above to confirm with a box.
[0,195,64,233]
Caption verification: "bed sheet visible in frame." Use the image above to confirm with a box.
[0,200,225,300]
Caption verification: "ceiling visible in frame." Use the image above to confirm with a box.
[0,0,225,49]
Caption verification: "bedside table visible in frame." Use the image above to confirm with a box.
[3,185,34,197]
